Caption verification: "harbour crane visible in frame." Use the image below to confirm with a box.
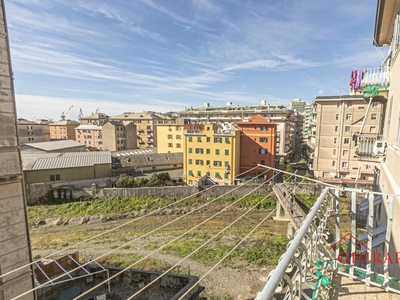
[78,108,83,120]
[61,105,73,120]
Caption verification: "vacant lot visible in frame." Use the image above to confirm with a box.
[29,196,288,299]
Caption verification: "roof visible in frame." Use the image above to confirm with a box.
[18,119,37,125]
[23,151,111,171]
[374,0,400,46]
[112,148,157,157]
[75,125,102,130]
[236,114,276,126]
[111,112,154,120]
[21,153,62,169]
[22,140,85,152]
[50,120,80,126]
[313,95,364,101]
[118,152,183,168]
[80,113,109,120]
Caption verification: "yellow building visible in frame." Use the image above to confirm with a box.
[183,123,240,186]
[156,124,184,153]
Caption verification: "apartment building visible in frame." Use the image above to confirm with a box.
[310,95,384,180]
[79,113,109,126]
[156,124,184,153]
[176,101,302,162]
[236,115,277,178]
[372,0,400,279]
[0,0,35,297]
[183,123,240,186]
[17,119,46,144]
[75,124,103,149]
[49,119,79,140]
[102,121,137,151]
[289,98,307,113]
[111,111,171,148]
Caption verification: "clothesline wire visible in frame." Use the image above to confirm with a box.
[12,168,272,299]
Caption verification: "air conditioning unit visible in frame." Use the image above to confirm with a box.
[373,141,387,156]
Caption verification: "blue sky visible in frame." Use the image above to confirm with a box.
[6,0,386,121]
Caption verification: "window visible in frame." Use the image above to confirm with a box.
[259,137,268,142]
[370,126,376,133]
[372,101,378,107]
[345,126,351,132]
[176,135,181,140]
[260,160,265,165]
[206,160,210,166]
[343,150,348,155]
[337,102,341,108]
[197,136,202,142]
[195,159,203,165]
[213,161,222,167]
[347,102,353,108]
[260,126,268,131]
[371,114,377,120]
[334,138,337,144]
[333,149,336,155]
[334,126,338,132]
[195,148,203,154]
[197,171,201,177]
[188,179,193,185]
[168,134,173,139]
[344,138,349,144]
[224,161,229,167]
[176,143,181,148]
[168,143,173,148]
[207,126,210,131]
[215,149,220,155]
[50,175,55,181]
[225,137,230,144]
[346,114,352,120]
[188,148,192,153]
[188,170,193,175]
[214,137,222,143]
[206,137,211,143]
[259,148,267,154]
[206,149,210,154]
[336,114,339,120]
[224,173,229,179]
[215,172,220,178]
[225,149,229,155]
[342,162,348,168]
[188,159,192,164]
[188,136,192,142]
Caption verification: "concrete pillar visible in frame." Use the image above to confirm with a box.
[287,222,296,239]
[273,202,290,221]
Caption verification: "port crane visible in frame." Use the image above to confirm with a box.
[61,105,73,120]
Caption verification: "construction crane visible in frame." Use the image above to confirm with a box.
[78,108,83,120]
[61,105,73,120]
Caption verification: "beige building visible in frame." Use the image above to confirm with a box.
[79,113,109,126]
[49,119,80,140]
[310,95,384,181]
[75,125,103,150]
[17,119,46,144]
[102,121,137,151]
[372,0,400,279]
[0,0,35,298]
[289,98,307,113]
[110,112,171,148]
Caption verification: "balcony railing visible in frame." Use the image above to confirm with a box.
[355,134,386,158]
[184,130,203,135]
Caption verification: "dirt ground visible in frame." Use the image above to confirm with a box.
[30,210,288,300]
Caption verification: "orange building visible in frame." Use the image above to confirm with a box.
[236,115,276,178]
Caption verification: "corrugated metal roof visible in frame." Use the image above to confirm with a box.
[23,140,85,151]
[75,125,102,130]
[30,151,111,170]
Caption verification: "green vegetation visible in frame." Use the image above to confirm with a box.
[27,194,277,223]
[116,172,171,188]
[296,193,318,208]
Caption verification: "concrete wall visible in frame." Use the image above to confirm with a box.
[0,1,35,298]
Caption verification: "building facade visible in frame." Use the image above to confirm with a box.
[49,120,79,140]
[183,124,240,186]
[79,113,109,126]
[110,112,171,149]
[17,119,46,144]
[75,125,103,150]
[175,101,302,162]
[102,121,137,151]
[372,0,400,279]
[289,98,307,113]
[0,0,35,298]
[310,95,384,181]
[236,115,277,178]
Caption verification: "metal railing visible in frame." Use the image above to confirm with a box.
[355,134,385,158]
[255,186,399,300]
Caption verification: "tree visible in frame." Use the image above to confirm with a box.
[116,176,135,188]
[135,177,148,187]
[283,163,294,182]
[148,172,171,187]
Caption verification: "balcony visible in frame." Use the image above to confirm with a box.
[355,134,386,159]
[185,130,203,135]
[351,67,390,102]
